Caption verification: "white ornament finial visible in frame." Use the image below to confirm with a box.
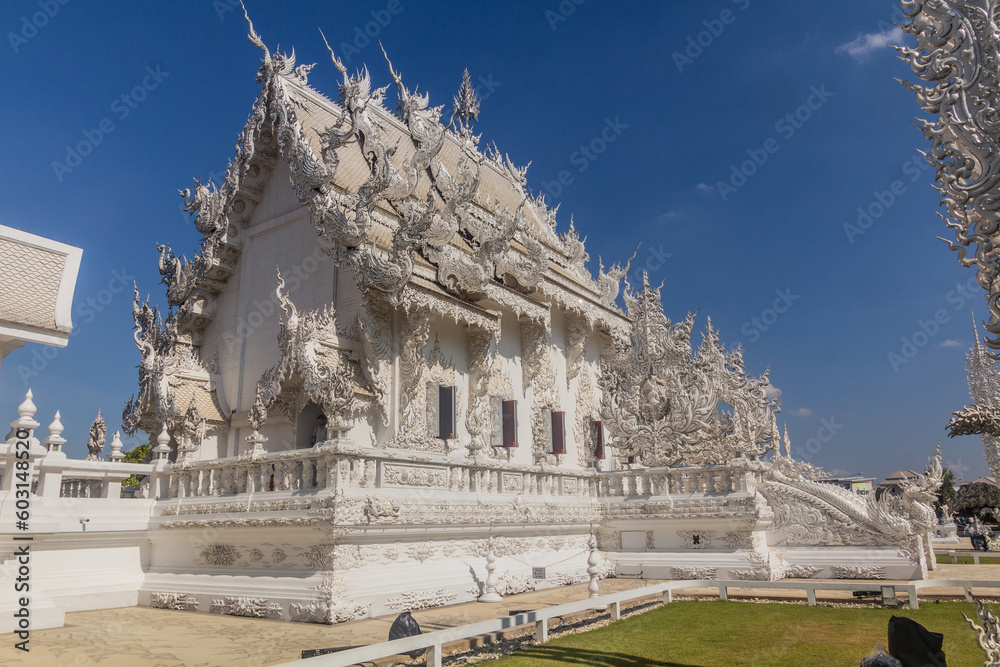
[43,410,67,453]
[153,423,172,461]
[109,431,124,462]
[49,411,64,437]
[18,390,36,418]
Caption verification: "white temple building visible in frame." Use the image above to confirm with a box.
[0,16,944,632]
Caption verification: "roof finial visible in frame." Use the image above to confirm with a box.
[318,28,347,79]
[452,68,480,135]
[240,1,269,58]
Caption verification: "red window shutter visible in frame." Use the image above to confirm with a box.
[593,420,604,460]
[502,400,517,448]
[551,411,565,455]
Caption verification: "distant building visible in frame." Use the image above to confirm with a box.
[876,470,924,499]
[817,474,874,497]
[0,224,82,377]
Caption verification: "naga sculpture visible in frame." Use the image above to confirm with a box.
[764,442,943,576]
[248,268,366,435]
[85,410,107,461]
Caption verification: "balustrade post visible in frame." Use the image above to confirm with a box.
[2,390,43,494]
[37,411,67,498]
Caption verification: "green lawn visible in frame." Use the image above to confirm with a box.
[480,600,986,666]
[936,554,1000,564]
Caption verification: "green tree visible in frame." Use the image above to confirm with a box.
[121,442,151,491]
[936,467,956,517]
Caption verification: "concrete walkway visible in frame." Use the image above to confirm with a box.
[0,578,657,667]
[3,563,999,667]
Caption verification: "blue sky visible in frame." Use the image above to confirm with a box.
[0,0,986,483]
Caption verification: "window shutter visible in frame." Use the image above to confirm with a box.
[502,400,517,448]
[593,420,604,460]
[551,411,565,455]
[438,385,456,439]
[539,408,552,453]
[490,397,503,447]
[426,382,438,439]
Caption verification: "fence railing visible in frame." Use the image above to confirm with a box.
[276,578,1000,667]
[161,443,600,500]
[0,390,154,500]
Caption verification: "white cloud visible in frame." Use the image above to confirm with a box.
[939,339,962,348]
[835,26,904,62]
[792,408,813,417]
[696,182,713,193]
[764,385,782,399]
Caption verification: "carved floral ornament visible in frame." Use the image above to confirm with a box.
[899,1,1000,356]
[599,274,781,467]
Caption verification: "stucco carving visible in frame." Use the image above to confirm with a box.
[248,269,369,435]
[672,566,717,580]
[600,275,780,466]
[150,592,199,611]
[384,589,458,611]
[678,531,714,549]
[831,566,886,580]
[210,596,283,618]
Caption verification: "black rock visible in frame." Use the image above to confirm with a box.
[887,616,946,667]
[389,611,424,659]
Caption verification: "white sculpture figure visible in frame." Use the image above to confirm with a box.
[85,410,106,461]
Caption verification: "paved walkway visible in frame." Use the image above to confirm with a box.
[3,561,998,667]
[0,578,656,667]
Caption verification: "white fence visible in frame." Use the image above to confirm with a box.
[278,578,1000,667]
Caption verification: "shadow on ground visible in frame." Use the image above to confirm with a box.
[499,646,697,666]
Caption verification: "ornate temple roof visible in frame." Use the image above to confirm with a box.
[0,224,82,348]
